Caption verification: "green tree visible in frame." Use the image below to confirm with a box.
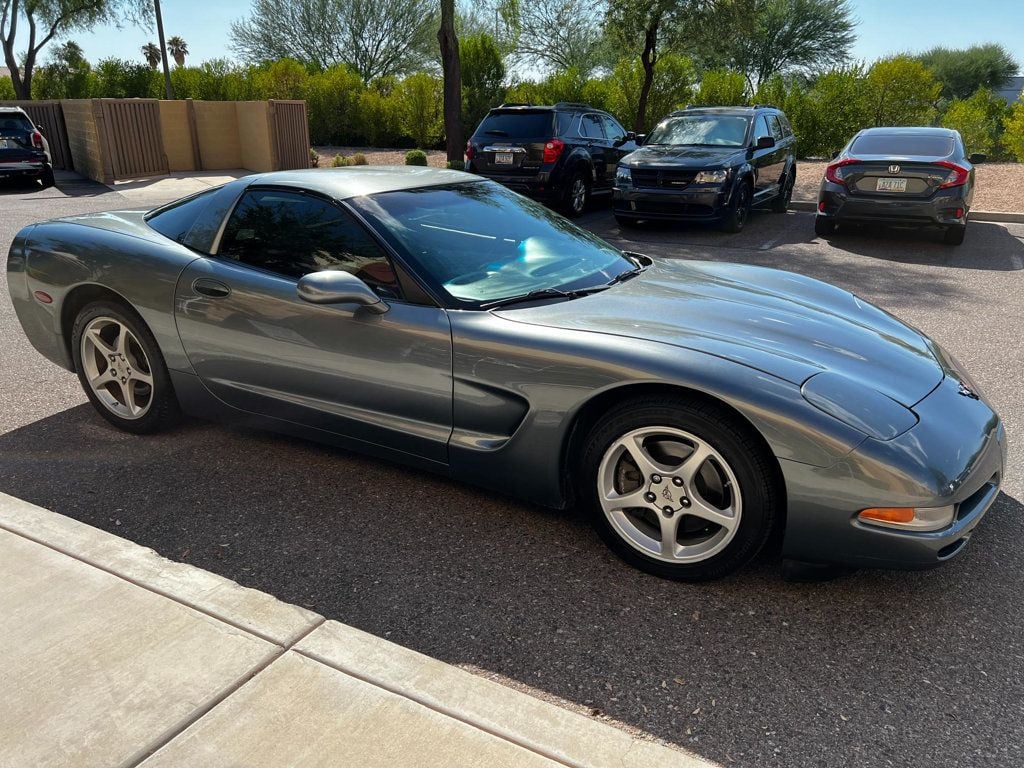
[250,58,309,99]
[1,0,150,99]
[32,40,93,99]
[230,0,436,84]
[609,53,694,131]
[1002,101,1024,162]
[864,56,941,126]
[460,32,505,134]
[695,68,748,105]
[805,67,869,156]
[918,44,1019,101]
[0,73,15,99]
[93,57,160,97]
[698,0,856,89]
[305,65,364,145]
[941,88,1009,156]
[604,0,697,132]
[503,0,610,75]
[166,35,188,67]
[141,42,161,69]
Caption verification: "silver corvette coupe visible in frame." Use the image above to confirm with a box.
[7,167,1007,580]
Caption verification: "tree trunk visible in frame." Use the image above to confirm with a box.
[634,22,659,133]
[3,37,31,99]
[154,0,174,99]
[438,0,462,164]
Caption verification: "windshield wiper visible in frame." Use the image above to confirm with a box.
[480,284,610,310]
[607,265,643,286]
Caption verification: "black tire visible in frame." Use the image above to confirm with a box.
[71,301,181,434]
[814,215,836,237]
[943,223,966,245]
[771,168,795,213]
[580,396,780,581]
[562,171,590,218]
[615,214,641,228]
[720,180,752,233]
[40,167,56,189]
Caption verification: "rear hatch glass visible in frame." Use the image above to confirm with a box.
[472,110,555,175]
[851,134,954,157]
[0,113,39,159]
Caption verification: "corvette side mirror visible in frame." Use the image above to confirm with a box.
[297,270,389,314]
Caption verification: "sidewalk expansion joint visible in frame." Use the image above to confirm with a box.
[293,646,593,768]
[0,518,304,647]
[119,617,328,768]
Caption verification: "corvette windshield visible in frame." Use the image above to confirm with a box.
[350,181,633,305]
[646,115,750,147]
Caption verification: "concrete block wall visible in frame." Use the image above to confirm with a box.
[236,102,276,173]
[158,100,197,172]
[193,101,242,170]
[61,100,108,184]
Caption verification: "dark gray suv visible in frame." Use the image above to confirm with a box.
[613,106,797,232]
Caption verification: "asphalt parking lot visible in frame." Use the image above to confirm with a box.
[2,177,1023,768]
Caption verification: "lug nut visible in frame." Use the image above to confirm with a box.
[644,492,657,503]
[651,474,662,484]
[672,477,684,487]
[680,498,691,508]
[662,506,674,517]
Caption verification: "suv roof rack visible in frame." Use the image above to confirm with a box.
[497,102,533,108]
[553,101,593,110]
[751,104,777,109]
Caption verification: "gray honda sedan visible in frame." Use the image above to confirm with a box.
[7,167,1006,580]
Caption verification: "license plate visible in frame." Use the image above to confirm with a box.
[0,140,8,149]
[495,152,514,165]
[876,177,907,192]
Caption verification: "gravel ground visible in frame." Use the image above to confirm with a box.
[316,146,448,168]
[795,160,1024,211]
[313,148,1024,213]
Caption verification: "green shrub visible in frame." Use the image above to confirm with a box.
[350,152,368,165]
[356,88,403,146]
[695,69,748,107]
[1003,101,1024,161]
[0,76,17,100]
[806,68,870,158]
[610,54,695,132]
[941,88,1009,157]
[864,56,941,126]
[445,159,465,170]
[331,153,350,167]
[405,149,428,166]
[309,148,320,168]
[398,73,443,148]
[306,65,363,145]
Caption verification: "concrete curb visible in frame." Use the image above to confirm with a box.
[791,198,1024,223]
[0,492,716,768]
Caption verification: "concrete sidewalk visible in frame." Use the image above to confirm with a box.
[0,492,712,768]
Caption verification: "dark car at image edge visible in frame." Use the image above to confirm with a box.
[816,126,983,245]
[465,102,640,217]
[0,106,55,189]
[614,105,797,232]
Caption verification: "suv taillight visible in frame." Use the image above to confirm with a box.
[465,140,474,161]
[824,158,859,186]
[542,138,564,164]
[935,160,969,189]
[31,130,43,149]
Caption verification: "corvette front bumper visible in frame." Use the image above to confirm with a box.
[781,374,1007,569]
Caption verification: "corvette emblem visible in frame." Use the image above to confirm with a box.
[662,486,673,500]
[957,381,980,400]
[888,164,901,174]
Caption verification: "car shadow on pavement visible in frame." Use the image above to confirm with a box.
[0,175,112,199]
[1,404,1022,768]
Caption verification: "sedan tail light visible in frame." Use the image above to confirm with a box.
[824,158,859,186]
[542,138,565,164]
[31,130,43,149]
[935,161,969,189]
[464,140,474,161]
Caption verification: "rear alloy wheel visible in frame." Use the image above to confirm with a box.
[720,181,752,233]
[944,223,966,245]
[581,398,778,581]
[814,215,836,237]
[563,172,590,218]
[771,170,795,213]
[72,302,181,434]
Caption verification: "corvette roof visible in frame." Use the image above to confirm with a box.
[244,166,479,200]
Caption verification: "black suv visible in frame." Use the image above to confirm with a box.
[613,106,796,232]
[0,106,54,189]
[465,103,640,217]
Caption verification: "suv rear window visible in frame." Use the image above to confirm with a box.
[0,112,33,132]
[475,111,554,139]
[851,134,955,157]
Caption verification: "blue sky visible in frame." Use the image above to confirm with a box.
[30,0,1024,71]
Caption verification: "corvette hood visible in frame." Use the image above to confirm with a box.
[495,260,943,407]
[622,145,746,169]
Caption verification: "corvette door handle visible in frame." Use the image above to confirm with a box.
[192,278,231,298]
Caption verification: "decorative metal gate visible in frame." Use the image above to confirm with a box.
[270,100,311,170]
[98,99,169,180]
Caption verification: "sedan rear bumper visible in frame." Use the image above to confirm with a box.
[818,181,969,227]
[781,374,1007,570]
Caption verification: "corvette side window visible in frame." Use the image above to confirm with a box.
[218,189,400,296]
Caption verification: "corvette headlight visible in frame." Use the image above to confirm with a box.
[615,166,632,187]
[694,169,730,184]
[800,373,917,441]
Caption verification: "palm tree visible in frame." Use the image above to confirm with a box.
[166,36,188,68]
[141,42,162,70]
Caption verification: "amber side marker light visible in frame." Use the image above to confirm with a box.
[859,507,915,524]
